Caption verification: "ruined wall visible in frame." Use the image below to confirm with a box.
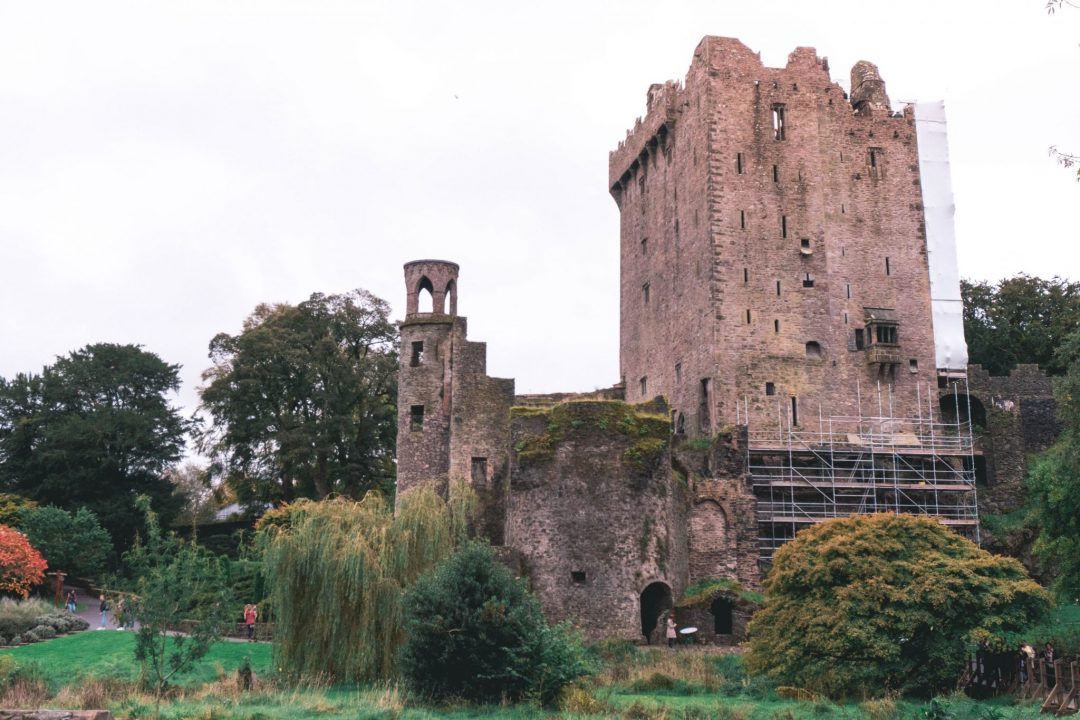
[612,37,940,435]
[504,400,689,641]
[966,364,1060,515]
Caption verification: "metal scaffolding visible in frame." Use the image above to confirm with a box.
[745,381,980,564]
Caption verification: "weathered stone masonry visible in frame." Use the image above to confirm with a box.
[393,37,1037,644]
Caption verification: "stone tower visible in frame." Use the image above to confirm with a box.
[609,37,939,435]
[395,260,515,539]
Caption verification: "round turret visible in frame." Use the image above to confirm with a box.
[404,259,459,317]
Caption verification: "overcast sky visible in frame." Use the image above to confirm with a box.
[1,1,1077,428]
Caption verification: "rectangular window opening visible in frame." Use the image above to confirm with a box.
[571,571,586,585]
[885,257,891,275]
[841,204,846,214]
[774,319,780,333]
[781,215,788,238]
[699,378,712,431]
[471,457,488,484]
[909,359,919,374]
[641,238,648,254]
[736,153,744,174]
[772,164,779,182]
[643,282,650,305]
[846,284,851,299]
[410,341,424,367]
[746,309,752,324]
[800,238,811,253]
[844,312,849,325]
[640,376,648,397]
[743,268,748,283]
[875,325,898,344]
[790,396,799,426]
[803,273,814,288]
[776,280,781,296]
[772,104,786,140]
[740,210,746,230]
[855,328,865,350]
[765,382,775,396]
[674,362,682,384]
[409,405,425,432]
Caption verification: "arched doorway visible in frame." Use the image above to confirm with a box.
[711,597,734,635]
[639,582,673,643]
[939,393,987,429]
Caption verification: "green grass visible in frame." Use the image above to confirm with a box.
[0,630,272,687]
[0,632,1058,719]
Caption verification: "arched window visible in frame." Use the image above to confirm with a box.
[445,279,457,315]
[805,341,823,359]
[417,276,434,313]
[639,582,673,642]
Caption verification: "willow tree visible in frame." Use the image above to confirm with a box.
[257,484,472,682]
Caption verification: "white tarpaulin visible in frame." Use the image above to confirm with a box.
[915,101,968,371]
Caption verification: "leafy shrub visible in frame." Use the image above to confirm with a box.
[400,541,591,705]
[0,598,54,637]
[29,624,55,640]
[67,615,89,631]
[8,634,22,645]
[0,635,7,646]
[22,631,39,643]
[746,514,1053,698]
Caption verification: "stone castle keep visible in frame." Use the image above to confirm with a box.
[395,38,1059,643]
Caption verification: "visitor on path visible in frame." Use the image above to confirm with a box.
[243,603,258,642]
[65,590,77,613]
[115,597,127,630]
[1044,642,1056,687]
[666,615,677,649]
[98,594,109,628]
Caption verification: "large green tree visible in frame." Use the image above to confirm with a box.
[962,275,1080,376]
[1027,328,1080,600]
[199,290,397,508]
[18,505,112,581]
[745,514,1052,699]
[0,343,189,549]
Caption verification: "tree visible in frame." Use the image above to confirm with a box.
[745,514,1052,698]
[0,525,47,598]
[1027,328,1080,600]
[0,493,36,527]
[199,290,397,509]
[400,541,590,705]
[961,275,1080,376]
[18,506,111,581]
[123,496,231,719]
[257,486,472,683]
[167,462,224,526]
[0,344,189,549]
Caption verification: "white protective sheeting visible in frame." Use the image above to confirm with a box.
[915,101,969,371]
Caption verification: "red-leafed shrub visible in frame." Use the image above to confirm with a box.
[0,525,46,598]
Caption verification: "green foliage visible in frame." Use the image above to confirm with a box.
[961,275,1080,376]
[676,578,763,608]
[0,493,36,527]
[0,598,87,640]
[199,290,398,508]
[0,343,188,550]
[1027,328,1080,600]
[745,514,1053,699]
[258,485,472,683]
[18,505,111,580]
[400,541,591,705]
[512,400,670,470]
[121,496,232,718]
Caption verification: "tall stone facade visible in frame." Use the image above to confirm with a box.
[395,37,993,644]
[610,37,939,434]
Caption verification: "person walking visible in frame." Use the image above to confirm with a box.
[65,590,77,613]
[243,603,258,642]
[665,614,677,649]
[98,594,109,629]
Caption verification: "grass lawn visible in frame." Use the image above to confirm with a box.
[0,630,1057,719]
[0,630,273,687]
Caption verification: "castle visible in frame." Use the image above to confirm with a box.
[395,38,1059,643]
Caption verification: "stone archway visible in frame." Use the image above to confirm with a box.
[639,581,673,643]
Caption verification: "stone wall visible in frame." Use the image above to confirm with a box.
[966,364,1060,515]
[505,400,689,641]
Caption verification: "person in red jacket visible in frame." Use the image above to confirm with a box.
[243,603,258,642]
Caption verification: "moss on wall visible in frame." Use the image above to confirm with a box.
[511,400,670,470]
